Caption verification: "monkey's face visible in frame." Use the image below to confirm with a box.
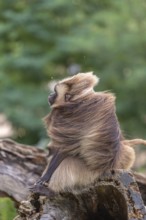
[48,83,69,107]
[48,72,99,108]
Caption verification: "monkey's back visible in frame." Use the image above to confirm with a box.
[45,92,122,172]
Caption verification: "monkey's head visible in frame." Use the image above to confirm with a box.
[48,72,99,108]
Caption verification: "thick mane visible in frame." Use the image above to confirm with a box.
[45,91,122,172]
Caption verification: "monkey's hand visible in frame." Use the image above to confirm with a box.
[29,183,55,197]
[33,177,47,186]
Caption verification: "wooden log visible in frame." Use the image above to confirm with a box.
[14,170,146,220]
[0,139,146,220]
[0,139,47,203]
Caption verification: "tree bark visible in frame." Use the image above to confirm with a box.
[0,139,47,203]
[0,139,146,220]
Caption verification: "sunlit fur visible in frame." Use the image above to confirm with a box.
[44,72,146,192]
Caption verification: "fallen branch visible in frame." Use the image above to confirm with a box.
[0,139,146,220]
[0,139,47,203]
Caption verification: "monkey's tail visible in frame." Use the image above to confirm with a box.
[122,139,146,147]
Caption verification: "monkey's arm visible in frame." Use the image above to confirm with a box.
[29,151,67,195]
[32,150,67,187]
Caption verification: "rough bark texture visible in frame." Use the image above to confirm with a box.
[0,139,146,220]
[0,139,47,203]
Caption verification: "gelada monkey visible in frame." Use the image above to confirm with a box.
[31,72,146,194]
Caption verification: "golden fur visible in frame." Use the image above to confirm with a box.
[44,72,146,192]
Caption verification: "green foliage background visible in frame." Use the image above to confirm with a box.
[0,0,146,219]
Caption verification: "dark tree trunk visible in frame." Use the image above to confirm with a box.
[0,139,146,220]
